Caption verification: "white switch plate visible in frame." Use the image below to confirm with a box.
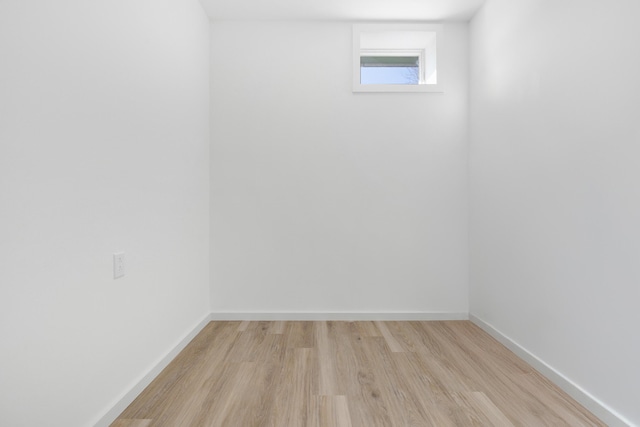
[113,252,125,279]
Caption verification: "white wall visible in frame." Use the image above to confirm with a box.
[0,0,210,425]
[470,0,640,425]
[210,22,469,315]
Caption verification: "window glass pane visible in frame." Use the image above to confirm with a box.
[361,66,419,85]
[360,55,420,85]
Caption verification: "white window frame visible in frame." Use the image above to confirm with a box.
[353,24,443,93]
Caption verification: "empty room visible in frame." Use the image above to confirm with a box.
[1,0,639,426]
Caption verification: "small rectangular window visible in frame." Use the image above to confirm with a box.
[353,24,442,93]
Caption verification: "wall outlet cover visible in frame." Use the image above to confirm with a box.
[113,252,125,279]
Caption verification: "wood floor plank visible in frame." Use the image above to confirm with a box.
[331,322,361,397]
[391,352,459,426]
[315,321,338,396]
[269,347,314,427]
[468,391,515,426]
[111,321,606,427]
[224,320,270,363]
[374,321,404,353]
[230,334,287,425]
[435,392,498,426]
[384,320,430,353]
[155,359,242,427]
[338,330,394,427]
[269,320,286,334]
[203,361,257,426]
[285,321,314,348]
[361,335,451,427]
[145,328,245,426]
[423,321,590,426]
[515,372,605,426]
[236,320,250,332]
[310,395,353,427]
[117,322,238,421]
[334,395,354,427]
[446,321,533,376]
[354,321,381,338]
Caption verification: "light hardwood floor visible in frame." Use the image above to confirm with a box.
[113,321,605,426]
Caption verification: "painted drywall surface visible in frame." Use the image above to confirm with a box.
[200,0,485,21]
[210,22,469,314]
[0,0,210,425]
[469,0,640,424]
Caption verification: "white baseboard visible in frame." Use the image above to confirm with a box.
[92,313,212,427]
[209,312,469,321]
[470,314,633,427]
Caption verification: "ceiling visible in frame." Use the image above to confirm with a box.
[200,0,486,22]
